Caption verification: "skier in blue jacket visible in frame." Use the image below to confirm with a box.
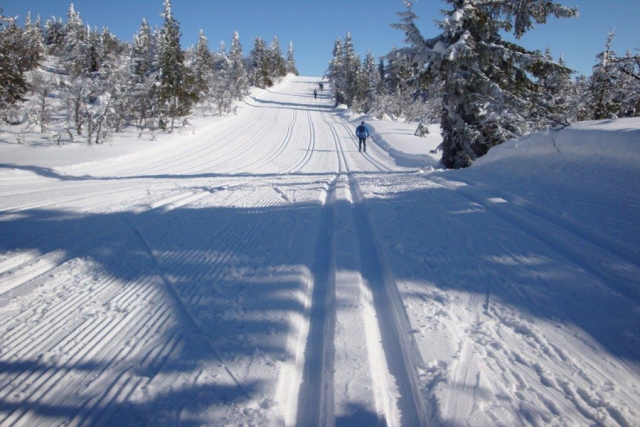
[355,121,369,152]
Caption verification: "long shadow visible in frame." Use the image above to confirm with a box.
[248,95,334,112]
[0,178,638,424]
[0,163,414,184]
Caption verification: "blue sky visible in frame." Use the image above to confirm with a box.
[3,0,639,78]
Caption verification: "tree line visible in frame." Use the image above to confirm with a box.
[0,1,298,144]
[326,0,640,168]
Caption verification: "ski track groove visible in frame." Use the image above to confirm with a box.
[0,182,155,214]
[345,177,430,426]
[448,175,640,271]
[427,175,640,302]
[0,189,217,296]
[111,107,270,178]
[177,108,281,175]
[150,188,282,309]
[241,108,298,173]
[282,107,316,174]
[0,275,121,365]
[4,278,165,422]
[294,175,338,427]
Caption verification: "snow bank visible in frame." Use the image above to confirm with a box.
[477,117,640,167]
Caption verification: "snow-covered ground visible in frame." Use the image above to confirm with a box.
[1,75,639,426]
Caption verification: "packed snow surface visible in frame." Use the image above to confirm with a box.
[1,76,639,426]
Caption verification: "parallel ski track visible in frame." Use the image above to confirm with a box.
[438,175,640,273]
[336,113,429,425]
[0,273,179,426]
[427,175,640,302]
[174,108,281,175]
[0,186,243,296]
[0,187,267,426]
[0,181,155,214]
[295,175,338,427]
[281,107,317,174]
[294,112,429,425]
[240,108,299,173]
[152,186,288,309]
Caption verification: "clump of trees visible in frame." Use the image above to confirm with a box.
[326,0,640,169]
[0,0,298,144]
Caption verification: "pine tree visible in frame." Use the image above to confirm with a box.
[327,37,345,105]
[192,29,214,98]
[23,13,44,70]
[0,9,32,120]
[156,0,197,130]
[131,19,155,80]
[210,41,233,114]
[535,49,574,126]
[355,50,380,113]
[62,3,89,76]
[129,18,158,128]
[341,32,361,107]
[269,36,286,78]
[228,31,248,100]
[43,16,65,54]
[249,36,272,88]
[286,41,298,75]
[589,32,622,120]
[392,0,578,168]
[617,51,640,116]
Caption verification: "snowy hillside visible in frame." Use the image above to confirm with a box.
[0,76,639,426]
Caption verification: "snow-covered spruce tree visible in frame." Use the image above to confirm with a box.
[393,1,578,168]
[209,41,234,114]
[617,51,640,116]
[0,10,37,123]
[353,50,380,113]
[326,33,361,107]
[341,32,361,107]
[383,47,413,96]
[190,29,214,100]
[269,37,287,79]
[43,16,65,54]
[572,74,591,121]
[61,4,88,76]
[534,49,574,127]
[249,36,272,88]
[23,13,45,70]
[156,0,197,131]
[286,41,298,76]
[228,31,249,100]
[588,32,622,120]
[326,37,345,105]
[128,18,159,129]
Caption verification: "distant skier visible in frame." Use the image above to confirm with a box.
[313,89,317,99]
[319,83,324,91]
[355,121,369,152]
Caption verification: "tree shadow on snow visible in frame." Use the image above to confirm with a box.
[0,175,638,425]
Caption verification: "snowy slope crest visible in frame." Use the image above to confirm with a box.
[476,117,640,167]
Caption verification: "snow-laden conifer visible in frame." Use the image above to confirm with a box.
[392,0,578,168]
[249,36,272,88]
[269,37,287,79]
[0,9,32,120]
[354,50,380,113]
[286,41,298,76]
[191,29,214,99]
[156,0,197,131]
[228,31,248,100]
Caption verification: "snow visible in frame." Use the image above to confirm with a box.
[1,75,639,427]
